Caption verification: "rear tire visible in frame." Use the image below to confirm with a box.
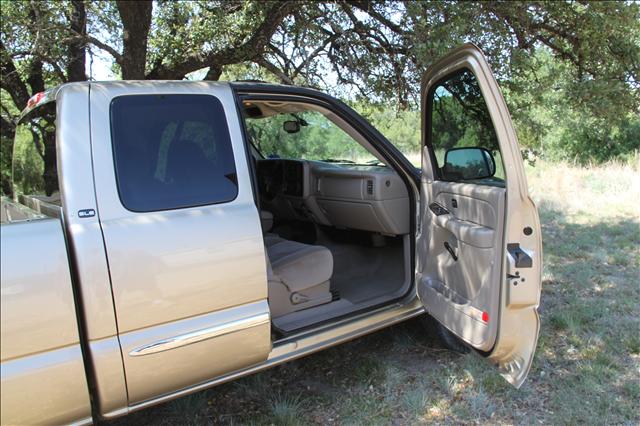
[420,315,470,354]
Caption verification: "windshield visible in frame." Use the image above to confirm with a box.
[244,106,380,165]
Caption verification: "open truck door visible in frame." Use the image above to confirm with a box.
[416,44,542,387]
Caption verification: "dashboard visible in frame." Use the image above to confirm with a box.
[256,159,410,236]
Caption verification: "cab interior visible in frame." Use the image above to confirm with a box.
[241,99,414,334]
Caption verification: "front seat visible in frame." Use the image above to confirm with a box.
[264,234,333,318]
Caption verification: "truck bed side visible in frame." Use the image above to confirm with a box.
[0,219,92,425]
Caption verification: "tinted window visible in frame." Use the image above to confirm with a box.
[429,69,505,185]
[110,95,237,212]
[12,102,62,213]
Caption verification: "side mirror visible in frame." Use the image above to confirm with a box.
[443,147,496,181]
[283,120,300,134]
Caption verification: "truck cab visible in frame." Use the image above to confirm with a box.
[1,45,542,425]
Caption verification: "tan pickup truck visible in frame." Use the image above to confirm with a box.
[0,45,542,425]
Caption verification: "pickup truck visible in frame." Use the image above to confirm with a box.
[0,45,542,425]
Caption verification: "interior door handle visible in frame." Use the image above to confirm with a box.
[444,241,458,261]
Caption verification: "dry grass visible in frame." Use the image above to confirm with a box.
[109,158,640,426]
[526,155,640,219]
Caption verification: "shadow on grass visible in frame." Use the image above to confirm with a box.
[534,203,639,423]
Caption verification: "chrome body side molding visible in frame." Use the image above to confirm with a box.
[129,312,271,357]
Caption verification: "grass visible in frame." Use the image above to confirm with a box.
[109,158,639,425]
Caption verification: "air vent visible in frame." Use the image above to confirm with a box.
[366,180,374,195]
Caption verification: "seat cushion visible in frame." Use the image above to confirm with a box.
[265,236,333,293]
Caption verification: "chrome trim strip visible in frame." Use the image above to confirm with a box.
[71,416,94,426]
[128,312,270,357]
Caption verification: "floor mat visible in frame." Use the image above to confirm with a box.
[320,238,405,304]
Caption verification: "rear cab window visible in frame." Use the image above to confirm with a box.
[109,94,238,212]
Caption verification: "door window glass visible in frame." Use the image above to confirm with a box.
[110,94,237,212]
[429,69,505,185]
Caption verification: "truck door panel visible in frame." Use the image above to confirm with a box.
[89,83,271,404]
[420,180,505,348]
[416,44,542,387]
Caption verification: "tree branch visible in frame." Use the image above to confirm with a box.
[292,31,343,79]
[256,58,294,84]
[0,40,31,110]
[60,31,123,65]
[87,35,123,65]
[346,0,406,35]
[146,1,296,80]
[0,112,15,140]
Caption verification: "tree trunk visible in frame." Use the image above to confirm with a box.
[67,0,87,82]
[204,65,222,81]
[38,103,58,196]
[1,116,15,197]
[116,0,153,79]
[43,129,58,196]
